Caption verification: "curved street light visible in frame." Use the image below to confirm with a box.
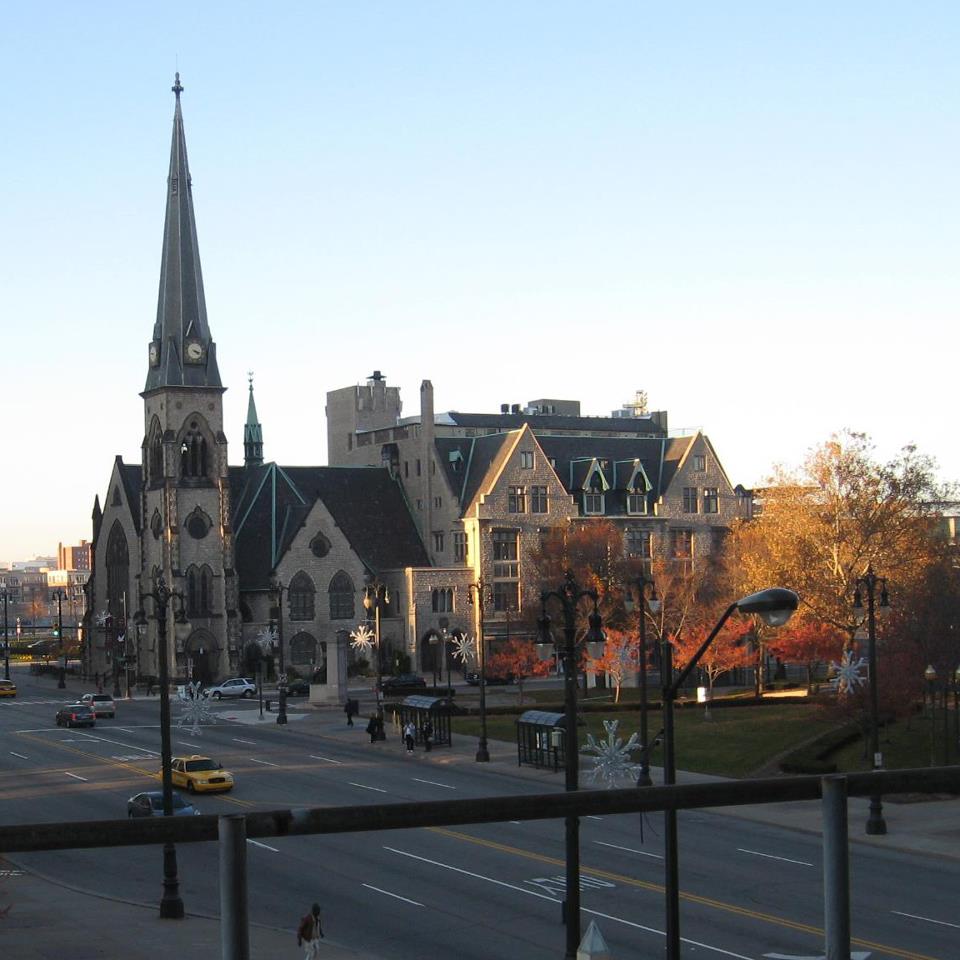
[466,580,494,762]
[662,586,799,960]
[624,571,661,786]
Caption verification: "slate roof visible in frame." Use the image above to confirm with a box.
[118,461,143,532]
[443,411,666,436]
[232,463,429,589]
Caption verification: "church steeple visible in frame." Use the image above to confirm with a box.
[144,73,222,394]
[244,373,264,467]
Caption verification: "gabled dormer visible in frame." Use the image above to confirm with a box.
[615,458,653,515]
[570,457,610,515]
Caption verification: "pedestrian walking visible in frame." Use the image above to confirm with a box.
[423,718,433,752]
[344,698,356,727]
[296,902,324,958]
[146,676,155,696]
[366,714,379,743]
[403,720,416,753]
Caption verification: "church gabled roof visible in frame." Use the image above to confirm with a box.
[144,74,222,394]
[231,463,429,589]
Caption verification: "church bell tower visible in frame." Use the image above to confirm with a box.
[140,74,237,683]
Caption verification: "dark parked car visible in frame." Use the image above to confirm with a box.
[127,791,199,817]
[55,704,96,728]
[465,671,515,686]
[285,678,310,697]
[378,673,427,696]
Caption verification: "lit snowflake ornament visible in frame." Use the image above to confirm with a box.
[451,633,478,666]
[582,719,642,788]
[350,624,375,653]
[255,626,278,654]
[95,610,111,627]
[831,651,868,693]
[177,681,214,736]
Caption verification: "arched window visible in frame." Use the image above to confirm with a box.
[179,420,209,480]
[148,424,164,484]
[328,571,355,620]
[105,521,129,613]
[186,565,214,617]
[289,571,316,621]
[431,588,454,613]
[290,632,316,666]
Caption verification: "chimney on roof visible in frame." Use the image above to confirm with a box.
[368,370,384,382]
[511,404,520,414]
[500,404,509,413]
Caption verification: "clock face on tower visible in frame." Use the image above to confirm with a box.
[149,342,160,367]
[185,339,204,363]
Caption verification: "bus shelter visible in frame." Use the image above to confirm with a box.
[397,695,453,747]
[516,710,567,771]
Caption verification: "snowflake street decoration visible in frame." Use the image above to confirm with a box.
[255,626,278,654]
[95,610,111,627]
[177,681,215,736]
[451,632,478,666]
[350,624,375,653]
[831,651,868,693]
[582,719,642,788]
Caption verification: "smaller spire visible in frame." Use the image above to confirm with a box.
[172,72,183,100]
[244,372,264,468]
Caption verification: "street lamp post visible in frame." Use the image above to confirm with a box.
[661,587,798,960]
[537,572,606,960]
[853,567,890,836]
[363,581,389,740]
[2,587,9,681]
[466,580,494,763]
[625,571,661,786]
[134,575,187,919]
[52,589,66,689]
[924,665,938,767]
[271,578,288,726]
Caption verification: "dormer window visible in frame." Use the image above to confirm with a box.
[626,492,647,515]
[583,492,604,514]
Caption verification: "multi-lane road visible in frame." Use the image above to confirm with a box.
[1,667,956,959]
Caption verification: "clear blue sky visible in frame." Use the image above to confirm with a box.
[2,2,957,562]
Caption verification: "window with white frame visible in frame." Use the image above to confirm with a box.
[520,451,534,469]
[583,492,604,514]
[626,492,647,514]
[508,485,526,513]
[453,531,468,563]
[693,454,706,472]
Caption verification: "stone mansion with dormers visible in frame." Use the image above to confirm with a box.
[86,80,751,704]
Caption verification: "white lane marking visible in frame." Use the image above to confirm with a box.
[509,821,522,825]
[64,772,88,781]
[178,741,202,749]
[61,731,160,756]
[116,728,134,733]
[249,758,279,766]
[892,910,960,929]
[362,883,424,906]
[111,755,154,762]
[594,840,663,860]
[737,848,812,867]
[586,815,603,820]
[349,782,388,793]
[232,738,256,745]
[247,839,279,853]
[385,847,557,901]
[413,778,455,790]
[9,752,29,760]
[387,846,753,959]
[310,755,342,764]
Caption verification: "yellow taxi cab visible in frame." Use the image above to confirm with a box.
[168,755,234,793]
[0,679,16,698]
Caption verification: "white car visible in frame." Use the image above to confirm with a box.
[204,677,256,700]
[80,693,116,718]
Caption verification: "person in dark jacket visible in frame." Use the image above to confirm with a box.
[297,902,324,958]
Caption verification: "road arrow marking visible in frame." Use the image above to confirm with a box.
[764,953,871,959]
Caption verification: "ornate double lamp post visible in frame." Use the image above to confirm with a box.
[661,587,798,960]
[853,567,890,836]
[270,577,288,726]
[363,580,390,739]
[536,572,606,960]
[624,571,661,786]
[466,580,494,763]
[133,575,188,919]
[52,589,67,689]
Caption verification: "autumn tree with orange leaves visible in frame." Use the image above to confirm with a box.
[486,639,552,704]
[671,620,753,717]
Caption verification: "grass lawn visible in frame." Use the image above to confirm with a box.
[828,712,957,773]
[451,700,841,778]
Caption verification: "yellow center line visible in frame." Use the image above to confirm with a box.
[430,828,939,960]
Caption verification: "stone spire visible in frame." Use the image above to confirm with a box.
[144,73,223,394]
[244,372,264,467]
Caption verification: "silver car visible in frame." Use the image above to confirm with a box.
[204,677,256,700]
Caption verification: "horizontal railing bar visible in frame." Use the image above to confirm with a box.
[2,767,957,854]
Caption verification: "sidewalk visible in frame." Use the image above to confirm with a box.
[1,865,379,960]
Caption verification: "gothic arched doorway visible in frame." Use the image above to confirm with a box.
[184,629,219,685]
